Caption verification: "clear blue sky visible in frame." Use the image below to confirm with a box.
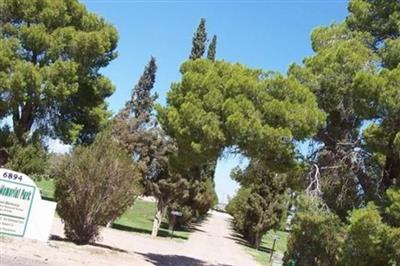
[79,0,348,203]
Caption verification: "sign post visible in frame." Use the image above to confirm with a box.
[269,234,280,263]
[170,210,182,238]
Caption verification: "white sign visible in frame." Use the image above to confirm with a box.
[0,168,56,241]
[171,211,182,216]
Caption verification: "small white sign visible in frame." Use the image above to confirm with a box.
[171,211,183,216]
[0,168,56,241]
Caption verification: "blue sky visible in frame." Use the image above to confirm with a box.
[76,0,348,203]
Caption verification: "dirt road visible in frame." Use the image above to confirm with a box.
[1,211,259,266]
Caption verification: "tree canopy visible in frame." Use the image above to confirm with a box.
[157,59,325,174]
[285,0,400,264]
[0,0,118,144]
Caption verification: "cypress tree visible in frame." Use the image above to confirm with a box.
[189,18,207,60]
[207,35,217,61]
[113,58,186,238]
[117,57,157,125]
[129,57,158,123]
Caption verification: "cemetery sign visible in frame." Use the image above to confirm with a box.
[0,170,35,237]
[0,168,56,241]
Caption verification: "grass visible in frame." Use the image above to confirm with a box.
[242,230,289,266]
[35,179,189,241]
[36,178,56,200]
[113,199,190,241]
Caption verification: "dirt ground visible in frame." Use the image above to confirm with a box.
[1,211,259,266]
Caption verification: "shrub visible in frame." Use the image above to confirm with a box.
[388,227,400,263]
[5,136,47,176]
[191,179,219,218]
[228,162,289,249]
[341,203,397,266]
[284,197,400,266]
[169,178,218,228]
[54,130,142,244]
[283,196,344,266]
[227,186,288,249]
[385,188,400,227]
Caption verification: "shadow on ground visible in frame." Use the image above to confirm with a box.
[112,213,211,240]
[137,252,233,266]
[225,234,273,253]
[111,224,188,240]
[224,217,274,254]
[49,235,128,253]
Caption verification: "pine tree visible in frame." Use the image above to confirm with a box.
[207,35,217,61]
[112,58,187,237]
[113,57,161,168]
[189,18,207,60]
[0,0,118,145]
[120,57,158,123]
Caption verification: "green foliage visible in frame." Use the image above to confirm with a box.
[158,59,325,173]
[344,0,400,190]
[149,165,189,218]
[113,199,190,240]
[45,152,68,179]
[112,57,190,237]
[285,197,400,266]
[54,129,142,244]
[245,230,289,266]
[189,18,207,60]
[388,227,400,263]
[227,161,289,248]
[288,0,400,217]
[207,35,217,61]
[228,187,286,248]
[356,66,400,189]
[283,196,344,266]
[158,57,323,229]
[0,0,117,144]
[168,178,217,227]
[167,203,193,227]
[347,0,400,46]
[342,203,398,266]
[120,57,157,123]
[226,188,251,222]
[4,134,47,176]
[385,188,400,227]
[36,178,55,200]
[190,178,218,217]
[112,57,172,183]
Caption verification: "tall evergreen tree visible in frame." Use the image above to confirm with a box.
[112,58,187,237]
[189,18,207,60]
[119,57,157,123]
[113,57,164,176]
[346,0,400,190]
[207,35,217,61]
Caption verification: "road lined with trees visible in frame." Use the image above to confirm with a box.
[1,0,399,265]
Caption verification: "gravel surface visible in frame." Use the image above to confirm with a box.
[1,211,258,266]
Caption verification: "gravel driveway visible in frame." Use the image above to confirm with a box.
[1,211,258,266]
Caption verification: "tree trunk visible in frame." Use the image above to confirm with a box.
[106,220,114,228]
[383,151,400,189]
[13,103,35,144]
[254,231,261,250]
[382,134,400,189]
[151,199,164,237]
[0,148,8,166]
